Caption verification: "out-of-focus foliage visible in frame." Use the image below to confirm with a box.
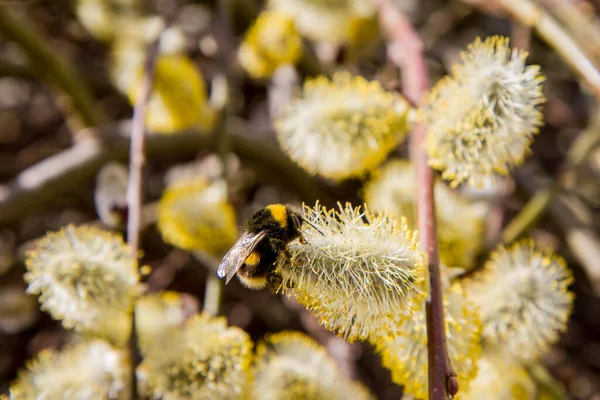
[94,162,129,228]
[239,10,303,79]
[268,0,376,45]
[157,179,238,257]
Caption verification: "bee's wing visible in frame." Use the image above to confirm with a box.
[217,231,267,284]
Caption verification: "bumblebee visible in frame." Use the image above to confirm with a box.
[217,204,309,289]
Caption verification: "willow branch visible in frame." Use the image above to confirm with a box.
[0,121,320,226]
[466,0,600,96]
[0,7,102,127]
[125,13,162,400]
[375,0,457,398]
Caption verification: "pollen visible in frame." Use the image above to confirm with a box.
[275,202,427,342]
[423,36,545,187]
[244,252,261,266]
[463,239,574,362]
[275,72,412,181]
[266,204,288,228]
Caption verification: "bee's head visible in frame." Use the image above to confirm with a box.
[287,206,324,237]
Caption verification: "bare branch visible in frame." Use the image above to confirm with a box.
[0,121,320,226]
[374,0,457,398]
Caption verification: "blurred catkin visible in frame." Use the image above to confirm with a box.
[268,0,376,45]
[24,225,143,334]
[94,162,129,228]
[7,339,130,400]
[126,55,216,134]
[373,281,482,399]
[275,202,426,341]
[275,72,411,181]
[363,159,487,268]
[157,179,238,257]
[135,291,197,356]
[238,10,303,79]
[460,352,536,400]
[252,331,374,400]
[463,239,574,362]
[137,313,252,400]
[423,36,545,187]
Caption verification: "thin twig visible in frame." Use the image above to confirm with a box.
[126,1,181,395]
[466,0,600,96]
[203,0,233,317]
[374,0,457,398]
[0,6,102,128]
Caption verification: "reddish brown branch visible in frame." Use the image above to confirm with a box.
[126,3,179,397]
[375,0,457,398]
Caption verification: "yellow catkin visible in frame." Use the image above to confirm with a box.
[463,239,574,362]
[238,10,303,79]
[275,72,412,181]
[275,202,427,342]
[423,36,545,187]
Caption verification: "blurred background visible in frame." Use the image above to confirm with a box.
[1,0,600,398]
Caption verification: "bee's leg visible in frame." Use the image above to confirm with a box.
[267,272,284,293]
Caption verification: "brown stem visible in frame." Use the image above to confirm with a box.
[374,0,457,398]
[125,1,180,395]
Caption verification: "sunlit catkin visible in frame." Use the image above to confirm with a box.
[363,159,486,268]
[423,36,545,187]
[275,202,426,342]
[373,282,482,399]
[252,331,374,400]
[24,225,143,332]
[463,239,574,362]
[8,339,130,400]
[238,10,302,79]
[460,352,535,400]
[275,72,411,181]
[137,313,252,400]
[268,0,375,44]
[157,179,238,257]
